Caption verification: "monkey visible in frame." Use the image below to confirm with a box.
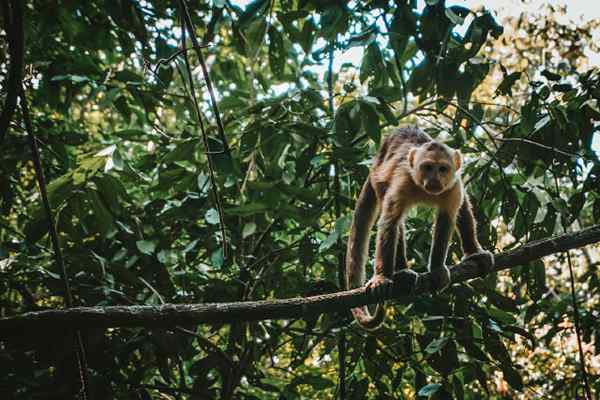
[346,126,494,330]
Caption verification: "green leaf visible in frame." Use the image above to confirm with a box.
[320,5,349,40]
[502,365,524,391]
[205,208,220,225]
[211,247,224,268]
[390,4,415,58]
[225,203,269,216]
[417,383,441,396]
[238,0,268,27]
[495,71,521,97]
[245,18,267,57]
[360,100,381,142]
[360,43,387,88]
[299,18,316,53]
[408,58,433,95]
[242,222,257,238]
[268,26,285,79]
[163,140,199,163]
[136,240,156,255]
[488,305,517,325]
[541,69,561,81]
[445,8,465,25]
[425,337,450,354]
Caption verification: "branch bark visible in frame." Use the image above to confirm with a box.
[1,224,599,339]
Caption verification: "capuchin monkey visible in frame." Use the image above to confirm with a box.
[346,126,494,330]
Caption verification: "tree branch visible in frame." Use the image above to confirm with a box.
[1,225,599,339]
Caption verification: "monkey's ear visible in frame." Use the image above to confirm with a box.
[408,148,417,168]
[453,150,462,170]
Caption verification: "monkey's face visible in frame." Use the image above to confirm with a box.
[409,143,462,195]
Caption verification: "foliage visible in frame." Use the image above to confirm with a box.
[0,0,599,399]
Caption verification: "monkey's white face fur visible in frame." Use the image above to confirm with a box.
[409,142,462,195]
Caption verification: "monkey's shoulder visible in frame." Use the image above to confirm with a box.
[384,126,432,147]
[375,127,433,163]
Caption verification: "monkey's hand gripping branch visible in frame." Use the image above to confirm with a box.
[368,253,495,300]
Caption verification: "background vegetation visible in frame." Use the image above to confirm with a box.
[1,0,599,399]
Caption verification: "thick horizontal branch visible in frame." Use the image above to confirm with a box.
[1,225,599,339]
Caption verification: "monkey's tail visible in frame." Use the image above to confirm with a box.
[346,178,385,330]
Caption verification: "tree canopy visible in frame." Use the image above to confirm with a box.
[1,0,599,399]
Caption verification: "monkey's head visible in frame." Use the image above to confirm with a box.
[408,141,462,195]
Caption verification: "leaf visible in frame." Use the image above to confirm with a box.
[163,140,198,163]
[299,18,316,53]
[533,115,551,133]
[136,240,156,255]
[408,58,433,95]
[225,203,269,216]
[445,8,465,25]
[268,26,285,79]
[319,215,351,252]
[360,100,381,142]
[245,18,267,57]
[50,74,91,83]
[242,222,257,238]
[502,365,524,391]
[211,248,224,268]
[205,208,220,225]
[495,71,522,97]
[417,383,441,396]
[320,5,349,40]
[541,69,561,81]
[488,306,517,325]
[425,337,449,354]
[360,43,387,88]
[346,26,377,49]
[238,0,268,27]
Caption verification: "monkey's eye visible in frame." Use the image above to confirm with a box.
[439,165,448,173]
[423,164,433,172]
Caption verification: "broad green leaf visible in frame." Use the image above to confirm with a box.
[425,337,450,354]
[242,222,257,238]
[136,240,156,255]
[205,208,220,225]
[268,26,285,79]
[417,383,441,396]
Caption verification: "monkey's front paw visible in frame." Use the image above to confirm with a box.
[392,269,420,295]
[430,265,451,293]
[365,275,394,298]
[462,251,495,275]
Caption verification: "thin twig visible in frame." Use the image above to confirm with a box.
[552,172,592,400]
[153,46,209,73]
[328,39,346,400]
[178,6,229,260]
[497,138,595,163]
[179,0,231,155]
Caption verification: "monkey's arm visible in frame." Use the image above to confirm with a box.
[428,210,455,291]
[457,195,494,274]
[366,201,401,295]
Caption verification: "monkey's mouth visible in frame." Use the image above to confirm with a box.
[424,184,443,194]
